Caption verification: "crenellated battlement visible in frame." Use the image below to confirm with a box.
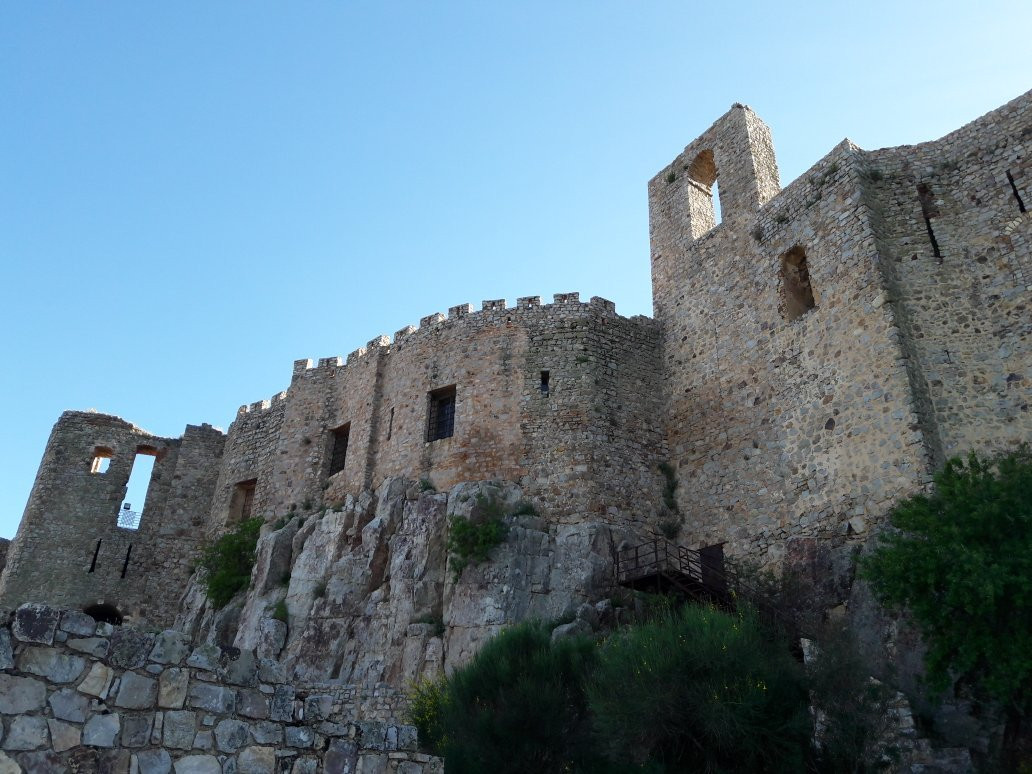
[286,292,630,382]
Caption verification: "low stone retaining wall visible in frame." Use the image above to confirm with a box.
[0,604,442,773]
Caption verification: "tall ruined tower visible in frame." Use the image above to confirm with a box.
[648,95,1031,562]
[0,412,225,627]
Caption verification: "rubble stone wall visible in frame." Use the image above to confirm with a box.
[0,603,440,773]
[0,414,225,628]
[213,295,667,533]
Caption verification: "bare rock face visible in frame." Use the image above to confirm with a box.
[218,477,630,688]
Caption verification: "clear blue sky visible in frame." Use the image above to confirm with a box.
[1,2,1029,539]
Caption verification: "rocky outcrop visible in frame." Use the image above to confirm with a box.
[178,478,637,690]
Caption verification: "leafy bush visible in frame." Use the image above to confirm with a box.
[419,478,436,492]
[199,517,262,608]
[658,461,678,512]
[861,447,1032,709]
[861,447,1032,767]
[408,621,603,773]
[587,605,810,772]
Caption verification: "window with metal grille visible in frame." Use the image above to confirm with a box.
[427,386,456,442]
[328,424,350,476]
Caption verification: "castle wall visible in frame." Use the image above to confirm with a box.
[0,413,225,628]
[863,91,1031,461]
[649,109,935,561]
[211,295,667,533]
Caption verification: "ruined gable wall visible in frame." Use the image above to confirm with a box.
[0,412,224,628]
[863,90,1031,461]
[650,110,933,562]
[210,296,667,534]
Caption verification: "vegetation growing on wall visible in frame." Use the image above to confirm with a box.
[199,517,262,608]
[446,495,510,580]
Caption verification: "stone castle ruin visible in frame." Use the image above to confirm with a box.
[0,91,1028,771]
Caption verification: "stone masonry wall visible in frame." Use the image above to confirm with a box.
[213,295,667,535]
[0,413,225,629]
[649,108,940,563]
[0,603,441,773]
[863,90,1031,462]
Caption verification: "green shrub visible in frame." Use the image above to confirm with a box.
[314,581,327,599]
[419,478,436,492]
[861,447,1032,766]
[408,621,604,773]
[587,605,810,772]
[199,517,262,608]
[272,599,288,622]
[512,500,538,517]
[861,447,1032,708]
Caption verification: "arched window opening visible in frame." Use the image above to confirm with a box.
[83,603,122,626]
[780,246,817,321]
[685,149,721,237]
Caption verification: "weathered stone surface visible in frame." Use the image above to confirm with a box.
[185,644,222,672]
[121,713,153,747]
[325,740,359,773]
[257,658,285,684]
[237,746,276,774]
[162,710,197,750]
[135,748,173,774]
[285,725,315,748]
[0,629,12,670]
[82,713,120,747]
[16,647,85,683]
[3,716,48,751]
[149,630,191,665]
[158,667,189,708]
[214,718,250,753]
[171,755,221,774]
[0,752,19,774]
[76,661,114,698]
[12,604,60,645]
[65,637,109,658]
[291,759,319,774]
[108,628,155,670]
[192,729,213,750]
[269,684,294,722]
[47,719,80,753]
[48,687,89,722]
[12,749,65,774]
[0,674,46,714]
[59,611,96,637]
[256,618,286,660]
[303,695,332,722]
[188,682,236,714]
[237,689,268,719]
[113,671,157,709]
[220,649,257,687]
[250,721,283,745]
[550,618,592,643]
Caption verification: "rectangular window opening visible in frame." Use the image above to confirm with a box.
[540,370,550,394]
[427,385,457,442]
[229,479,258,524]
[90,447,113,474]
[88,539,102,573]
[119,447,157,530]
[120,545,132,579]
[328,424,350,477]
[780,246,817,322]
